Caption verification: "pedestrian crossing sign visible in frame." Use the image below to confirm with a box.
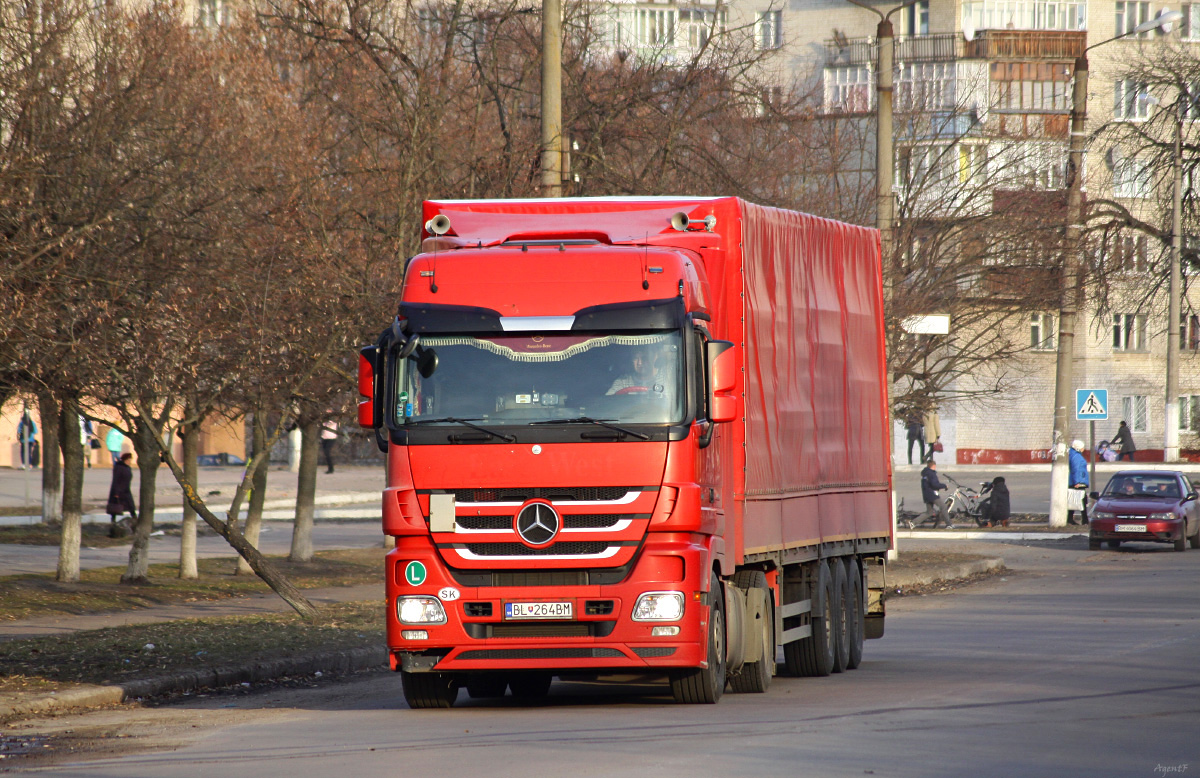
[1076,389,1108,420]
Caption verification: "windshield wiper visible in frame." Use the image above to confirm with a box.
[529,416,650,441]
[406,417,516,442]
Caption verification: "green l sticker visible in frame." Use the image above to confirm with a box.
[404,561,427,586]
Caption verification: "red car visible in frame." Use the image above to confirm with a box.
[1088,470,1200,551]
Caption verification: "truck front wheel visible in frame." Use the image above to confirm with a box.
[400,670,458,709]
[670,572,726,704]
[729,570,774,693]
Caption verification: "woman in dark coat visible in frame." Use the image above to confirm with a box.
[988,476,1011,527]
[106,453,137,537]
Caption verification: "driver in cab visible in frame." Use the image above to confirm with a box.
[607,347,667,395]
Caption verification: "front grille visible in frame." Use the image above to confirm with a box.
[457,648,625,660]
[455,514,633,531]
[493,571,589,587]
[632,647,677,658]
[584,600,614,615]
[491,623,590,638]
[464,542,612,557]
[451,487,638,503]
[463,602,492,617]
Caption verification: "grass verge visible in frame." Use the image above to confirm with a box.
[0,548,384,622]
[0,601,383,694]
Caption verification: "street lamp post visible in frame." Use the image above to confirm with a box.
[1048,11,1181,527]
[1165,104,1183,461]
[540,0,562,197]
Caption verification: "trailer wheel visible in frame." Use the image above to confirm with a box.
[670,571,726,704]
[831,560,850,673]
[729,570,773,693]
[465,673,509,699]
[400,671,458,709]
[844,558,865,670]
[785,559,836,677]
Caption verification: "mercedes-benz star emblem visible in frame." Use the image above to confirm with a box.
[515,502,560,546]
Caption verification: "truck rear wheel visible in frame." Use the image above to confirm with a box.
[785,559,836,677]
[845,558,864,670]
[670,572,726,704]
[831,560,850,673]
[400,670,458,709]
[729,570,773,693]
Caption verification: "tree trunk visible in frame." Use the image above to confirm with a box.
[179,412,200,579]
[56,398,85,582]
[289,420,320,562]
[236,413,268,575]
[121,417,159,584]
[38,391,61,525]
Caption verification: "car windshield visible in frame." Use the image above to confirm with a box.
[395,331,684,426]
[1102,475,1181,498]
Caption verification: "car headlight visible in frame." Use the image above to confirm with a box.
[632,592,685,621]
[1093,512,1115,519]
[397,596,447,625]
[1148,513,1175,522]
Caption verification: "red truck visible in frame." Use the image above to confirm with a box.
[358,197,892,708]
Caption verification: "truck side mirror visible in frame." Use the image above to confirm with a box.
[358,346,379,429]
[706,340,737,424]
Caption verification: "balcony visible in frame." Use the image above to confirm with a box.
[825,29,1084,67]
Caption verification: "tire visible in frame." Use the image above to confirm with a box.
[1174,534,1186,552]
[465,673,508,699]
[400,671,458,709]
[509,672,552,700]
[670,572,726,704]
[831,560,850,673]
[1106,539,1122,550]
[784,559,836,677]
[729,570,774,694]
[1189,520,1200,549]
[1088,536,1101,551]
[844,558,865,670]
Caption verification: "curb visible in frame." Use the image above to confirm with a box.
[898,530,1084,541]
[885,557,1006,589]
[0,646,386,721]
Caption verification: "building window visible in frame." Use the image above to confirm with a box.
[755,10,782,49]
[1115,1,1153,35]
[1110,233,1150,272]
[958,143,987,184]
[679,8,726,49]
[826,66,873,113]
[196,0,227,27]
[1181,395,1200,430]
[901,0,929,35]
[1113,156,1151,198]
[1113,313,1148,351]
[1123,395,1149,433]
[1181,314,1200,350]
[1031,313,1056,350]
[962,0,1088,30]
[990,62,1072,113]
[1185,3,1200,39]
[897,62,957,112]
[1114,79,1149,121]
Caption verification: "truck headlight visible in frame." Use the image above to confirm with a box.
[632,592,684,621]
[1148,513,1175,522]
[397,596,447,625]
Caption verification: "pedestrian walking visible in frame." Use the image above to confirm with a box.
[913,458,953,529]
[16,406,37,469]
[1112,421,1136,462]
[1067,439,1089,525]
[105,427,124,465]
[924,408,943,457]
[105,452,137,538]
[321,420,339,474]
[905,413,925,465]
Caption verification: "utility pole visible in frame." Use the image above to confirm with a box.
[540,0,562,197]
[1165,105,1182,461]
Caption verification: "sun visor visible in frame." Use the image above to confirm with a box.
[399,303,504,333]
[571,298,685,331]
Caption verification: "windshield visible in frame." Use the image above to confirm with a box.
[395,331,684,426]
[1102,475,1182,499]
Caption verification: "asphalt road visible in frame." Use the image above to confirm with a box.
[14,537,1199,777]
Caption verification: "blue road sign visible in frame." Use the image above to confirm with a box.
[1076,389,1108,420]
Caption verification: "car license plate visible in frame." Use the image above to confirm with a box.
[1115,524,1146,533]
[504,601,573,620]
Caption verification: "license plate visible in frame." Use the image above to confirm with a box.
[1115,524,1146,533]
[504,601,573,620]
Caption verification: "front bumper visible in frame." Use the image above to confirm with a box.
[1089,517,1183,544]
[384,533,712,673]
